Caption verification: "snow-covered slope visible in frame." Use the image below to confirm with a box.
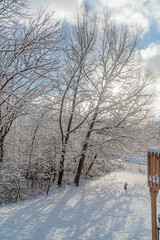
[0,170,155,240]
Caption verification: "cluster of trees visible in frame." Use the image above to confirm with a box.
[0,0,155,203]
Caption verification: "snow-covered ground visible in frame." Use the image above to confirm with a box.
[0,170,158,240]
[121,155,147,164]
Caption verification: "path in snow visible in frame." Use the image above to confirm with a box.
[0,170,158,240]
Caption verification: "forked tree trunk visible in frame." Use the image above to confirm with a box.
[57,10,96,187]
[74,113,97,186]
[57,82,80,187]
[85,154,97,177]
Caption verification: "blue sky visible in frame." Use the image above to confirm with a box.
[141,23,160,48]
[30,0,160,111]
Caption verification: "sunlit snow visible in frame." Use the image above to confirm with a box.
[0,170,158,240]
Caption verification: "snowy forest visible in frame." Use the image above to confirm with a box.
[0,0,158,204]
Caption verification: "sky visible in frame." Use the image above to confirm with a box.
[30,0,160,113]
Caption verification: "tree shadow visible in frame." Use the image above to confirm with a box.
[0,171,152,240]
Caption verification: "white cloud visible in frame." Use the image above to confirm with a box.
[111,9,149,34]
[99,0,160,35]
[30,0,83,21]
[144,0,160,30]
[101,0,127,8]
[99,0,150,34]
[53,0,83,19]
[30,0,160,34]
[140,42,160,71]
[140,42,160,110]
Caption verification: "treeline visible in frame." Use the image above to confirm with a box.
[0,0,155,203]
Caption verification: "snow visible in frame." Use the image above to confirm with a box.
[147,147,160,153]
[154,122,160,127]
[0,170,158,240]
[121,155,147,164]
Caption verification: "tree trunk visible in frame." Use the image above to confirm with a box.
[25,113,44,180]
[57,150,65,186]
[74,153,86,186]
[0,106,4,162]
[85,154,97,177]
[0,136,4,162]
[74,111,98,186]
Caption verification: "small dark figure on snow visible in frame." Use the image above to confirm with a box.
[124,182,128,190]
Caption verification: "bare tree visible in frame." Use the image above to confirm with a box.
[56,9,97,186]
[0,4,154,202]
[74,12,153,186]
[43,8,154,187]
[0,1,61,162]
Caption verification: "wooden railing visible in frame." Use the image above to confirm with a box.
[147,151,160,189]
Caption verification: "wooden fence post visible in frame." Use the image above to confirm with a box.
[150,187,158,240]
